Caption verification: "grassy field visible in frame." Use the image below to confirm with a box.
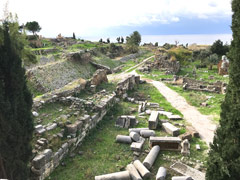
[47,83,208,180]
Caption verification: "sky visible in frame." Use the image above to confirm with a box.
[0,0,232,43]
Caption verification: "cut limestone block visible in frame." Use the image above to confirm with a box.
[158,111,172,117]
[156,167,167,180]
[162,122,180,136]
[170,162,205,180]
[140,130,155,138]
[150,137,181,151]
[131,137,145,152]
[196,144,201,150]
[179,132,192,141]
[167,115,182,120]
[129,128,149,134]
[116,135,132,144]
[143,145,160,169]
[186,126,200,138]
[133,160,151,179]
[148,111,159,130]
[95,171,131,180]
[172,176,193,180]
[130,132,140,142]
[116,116,137,128]
[126,164,142,180]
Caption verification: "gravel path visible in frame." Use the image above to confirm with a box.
[109,56,217,146]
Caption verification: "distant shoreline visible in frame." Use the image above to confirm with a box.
[79,34,232,45]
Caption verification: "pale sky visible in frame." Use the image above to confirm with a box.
[0,0,232,38]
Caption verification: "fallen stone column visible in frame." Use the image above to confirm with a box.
[133,160,151,179]
[140,130,155,138]
[95,171,131,180]
[129,128,149,134]
[143,145,160,169]
[172,176,193,180]
[156,167,167,180]
[116,135,132,144]
[130,132,140,142]
[126,164,142,180]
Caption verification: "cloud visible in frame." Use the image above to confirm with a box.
[0,0,232,36]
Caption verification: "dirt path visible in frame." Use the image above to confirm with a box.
[149,80,216,146]
[109,56,217,146]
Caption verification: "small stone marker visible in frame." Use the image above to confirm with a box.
[130,132,140,142]
[167,114,182,120]
[133,160,151,179]
[116,135,132,144]
[126,164,142,180]
[129,128,149,134]
[156,167,167,180]
[143,145,160,169]
[172,176,193,180]
[95,171,131,180]
[148,111,159,130]
[150,137,181,151]
[131,137,145,152]
[196,144,201,150]
[181,139,190,156]
[162,122,180,136]
[140,130,155,138]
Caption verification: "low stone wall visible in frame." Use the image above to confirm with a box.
[90,61,112,74]
[31,93,117,180]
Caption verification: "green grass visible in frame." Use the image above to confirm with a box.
[167,84,224,122]
[27,80,44,98]
[128,83,182,116]
[93,55,122,69]
[46,83,208,180]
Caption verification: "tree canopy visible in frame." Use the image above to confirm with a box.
[0,22,34,180]
[206,0,240,179]
[25,21,41,35]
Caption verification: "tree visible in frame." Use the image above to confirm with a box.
[121,36,124,44]
[127,31,141,46]
[116,37,120,43]
[99,38,103,43]
[25,21,41,35]
[126,31,141,53]
[107,38,110,43]
[73,32,76,39]
[210,39,229,57]
[0,22,34,179]
[155,42,158,47]
[206,0,240,179]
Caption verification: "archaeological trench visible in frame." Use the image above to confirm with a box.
[28,39,225,180]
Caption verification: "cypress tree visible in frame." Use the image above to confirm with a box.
[206,0,240,179]
[0,23,34,179]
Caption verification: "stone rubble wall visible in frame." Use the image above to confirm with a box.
[33,78,87,110]
[115,75,140,97]
[33,69,109,110]
[31,93,117,180]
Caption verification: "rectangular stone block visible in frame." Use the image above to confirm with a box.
[130,137,145,152]
[148,111,159,130]
[162,122,180,136]
[150,136,181,151]
[167,114,182,120]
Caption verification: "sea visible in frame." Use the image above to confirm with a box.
[82,34,232,46]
